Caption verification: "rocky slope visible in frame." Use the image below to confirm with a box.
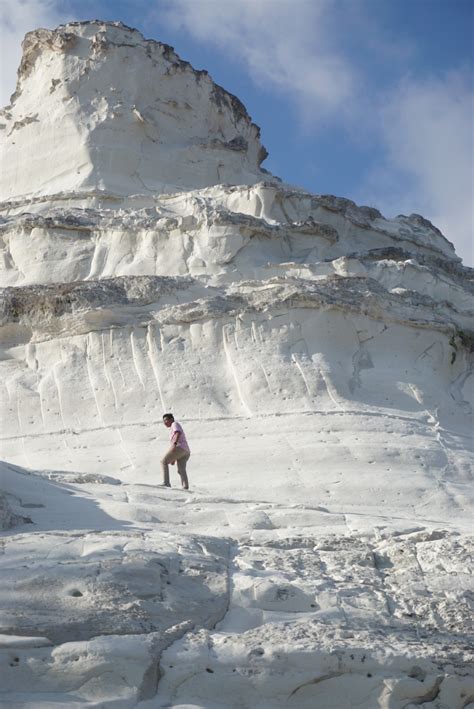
[0,21,473,709]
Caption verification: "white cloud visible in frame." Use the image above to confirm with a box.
[0,0,67,106]
[158,0,357,118]
[360,71,473,265]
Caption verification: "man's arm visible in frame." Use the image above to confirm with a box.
[171,425,181,447]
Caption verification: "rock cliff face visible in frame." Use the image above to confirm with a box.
[0,22,269,202]
[0,21,473,709]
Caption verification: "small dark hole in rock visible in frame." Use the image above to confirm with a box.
[367,673,372,678]
[70,590,83,597]
[206,668,214,673]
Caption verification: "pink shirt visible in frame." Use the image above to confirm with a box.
[170,421,190,453]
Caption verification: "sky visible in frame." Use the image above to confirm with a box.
[1,0,472,265]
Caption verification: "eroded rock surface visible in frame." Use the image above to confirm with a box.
[0,22,270,202]
[0,20,473,709]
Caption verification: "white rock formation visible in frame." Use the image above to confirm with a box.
[0,21,473,709]
[0,22,270,203]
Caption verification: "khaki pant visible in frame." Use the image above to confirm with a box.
[161,445,190,488]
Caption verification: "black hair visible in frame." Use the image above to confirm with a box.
[162,413,174,421]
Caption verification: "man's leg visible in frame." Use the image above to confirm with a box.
[175,448,190,489]
[161,447,176,486]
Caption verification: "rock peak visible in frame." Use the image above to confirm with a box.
[1,21,273,202]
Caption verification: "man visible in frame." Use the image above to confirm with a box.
[161,413,191,489]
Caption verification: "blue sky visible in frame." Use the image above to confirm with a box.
[1,0,472,264]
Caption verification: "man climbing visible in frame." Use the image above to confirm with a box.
[161,413,191,489]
